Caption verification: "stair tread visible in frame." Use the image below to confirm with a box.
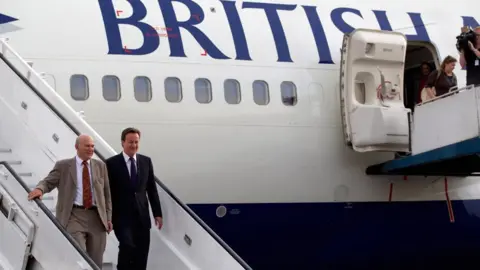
[4,160,21,165]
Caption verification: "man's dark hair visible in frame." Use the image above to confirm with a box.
[421,61,431,70]
[121,127,141,141]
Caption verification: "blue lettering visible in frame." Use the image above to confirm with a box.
[99,0,475,66]
[331,8,363,34]
[462,16,480,28]
[158,0,229,59]
[99,0,159,55]
[221,0,251,61]
[372,10,392,31]
[303,6,333,64]
[373,11,430,41]
[242,2,297,63]
[404,13,430,41]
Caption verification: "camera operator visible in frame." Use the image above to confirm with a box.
[459,26,480,86]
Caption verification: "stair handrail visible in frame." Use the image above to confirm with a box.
[0,38,251,269]
[416,84,476,107]
[0,161,100,270]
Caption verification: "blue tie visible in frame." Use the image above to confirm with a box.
[130,157,137,185]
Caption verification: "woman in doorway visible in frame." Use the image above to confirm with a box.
[423,56,458,101]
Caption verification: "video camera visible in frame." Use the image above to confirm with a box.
[456,26,477,52]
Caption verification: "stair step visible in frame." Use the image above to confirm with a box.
[101,262,115,270]
[4,160,21,165]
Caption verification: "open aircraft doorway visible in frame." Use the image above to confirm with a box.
[339,28,440,154]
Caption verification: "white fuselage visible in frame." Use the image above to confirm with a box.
[2,0,480,268]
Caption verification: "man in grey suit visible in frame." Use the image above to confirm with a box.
[27,134,113,267]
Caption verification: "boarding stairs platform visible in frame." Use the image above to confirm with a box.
[366,85,480,177]
[0,38,251,270]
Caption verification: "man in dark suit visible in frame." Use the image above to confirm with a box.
[106,127,163,270]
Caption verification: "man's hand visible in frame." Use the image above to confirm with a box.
[154,217,163,230]
[27,188,43,201]
[107,221,113,233]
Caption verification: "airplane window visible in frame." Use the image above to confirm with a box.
[102,75,121,101]
[253,80,269,105]
[70,74,89,101]
[224,79,241,104]
[134,76,152,102]
[280,81,297,106]
[195,78,212,104]
[164,77,182,103]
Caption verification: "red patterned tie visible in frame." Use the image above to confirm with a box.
[82,160,93,208]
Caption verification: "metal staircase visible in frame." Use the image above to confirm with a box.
[0,36,251,270]
[0,149,56,215]
[0,161,103,270]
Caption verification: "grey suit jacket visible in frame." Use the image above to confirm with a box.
[35,157,112,230]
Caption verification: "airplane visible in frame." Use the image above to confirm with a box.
[2,0,480,269]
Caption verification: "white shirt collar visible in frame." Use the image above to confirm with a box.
[122,152,137,163]
[75,155,90,165]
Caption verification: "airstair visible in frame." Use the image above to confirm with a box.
[0,38,251,270]
[366,85,480,177]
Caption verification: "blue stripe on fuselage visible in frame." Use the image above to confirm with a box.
[0,13,17,25]
[189,200,480,269]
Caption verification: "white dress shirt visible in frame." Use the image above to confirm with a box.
[74,155,95,206]
[122,152,137,177]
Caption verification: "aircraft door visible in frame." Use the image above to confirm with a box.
[339,29,411,153]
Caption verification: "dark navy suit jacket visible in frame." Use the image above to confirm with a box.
[106,153,162,229]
